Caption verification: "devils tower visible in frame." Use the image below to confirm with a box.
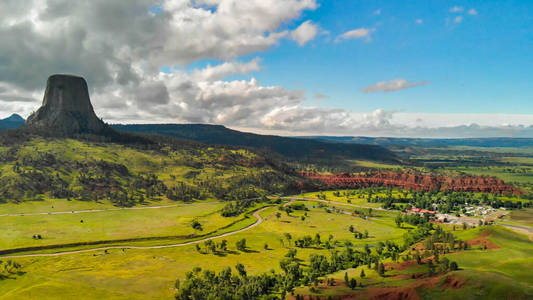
[24,74,110,136]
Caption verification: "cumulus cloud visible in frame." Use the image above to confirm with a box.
[0,0,321,123]
[454,16,464,23]
[291,20,318,46]
[191,58,261,81]
[335,28,373,42]
[0,0,318,92]
[1,1,529,138]
[449,6,464,13]
[468,9,478,15]
[362,79,429,93]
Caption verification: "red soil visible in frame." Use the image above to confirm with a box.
[467,237,500,249]
[301,171,521,195]
[441,275,466,289]
[290,273,467,300]
[364,286,422,300]
[464,230,500,249]
[361,274,463,300]
[386,260,419,271]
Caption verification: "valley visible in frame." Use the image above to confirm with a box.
[0,75,531,300]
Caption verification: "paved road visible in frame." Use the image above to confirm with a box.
[0,206,271,259]
[500,223,533,232]
[0,198,266,218]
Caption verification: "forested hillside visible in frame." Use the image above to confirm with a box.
[113,124,397,162]
[0,135,301,205]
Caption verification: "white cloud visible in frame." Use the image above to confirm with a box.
[415,19,423,24]
[373,9,381,15]
[336,28,373,42]
[191,58,261,81]
[0,0,318,91]
[362,79,429,93]
[449,6,464,13]
[0,0,320,124]
[1,1,529,138]
[468,8,478,15]
[454,16,464,23]
[291,20,318,46]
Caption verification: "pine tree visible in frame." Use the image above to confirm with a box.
[344,272,349,285]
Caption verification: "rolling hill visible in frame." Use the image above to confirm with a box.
[112,124,397,162]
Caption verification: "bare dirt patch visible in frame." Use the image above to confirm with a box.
[386,260,418,271]
[440,275,466,289]
[467,237,500,249]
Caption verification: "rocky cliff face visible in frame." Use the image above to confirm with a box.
[24,74,109,135]
[301,171,521,195]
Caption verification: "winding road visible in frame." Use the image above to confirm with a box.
[0,198,266,218]
[0,206,271,259]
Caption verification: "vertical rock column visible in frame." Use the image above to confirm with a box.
[25,74,109,135]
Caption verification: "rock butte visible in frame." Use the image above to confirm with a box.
[24,74,109,136]
[301,172,522,195]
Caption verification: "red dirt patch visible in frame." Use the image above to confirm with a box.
[291,273,468,300]
[365,286,422,300]
[388,260,419,271]
[441,275,466,289]
[467,237,500,249]
[478,231,491,238]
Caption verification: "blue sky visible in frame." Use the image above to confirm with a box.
[2,0,533,137]
[196,0,533,115]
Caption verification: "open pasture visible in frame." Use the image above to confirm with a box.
[0,199,407,299]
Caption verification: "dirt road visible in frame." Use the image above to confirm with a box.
[1,206,271,259]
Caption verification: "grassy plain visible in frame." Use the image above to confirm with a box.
[508,208,533,226]
[297,189,412,208]
[0,199,407,299]
[0,201,237,249]
[292,226,533,299]
[1,186,532,299]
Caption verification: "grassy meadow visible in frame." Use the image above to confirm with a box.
[0,199,408,299]
[0,137,532,299]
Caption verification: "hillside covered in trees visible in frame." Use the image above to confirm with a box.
[112,124,397,163]
[0,134,303,205]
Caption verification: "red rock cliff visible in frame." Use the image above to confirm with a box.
[301,172,521,195]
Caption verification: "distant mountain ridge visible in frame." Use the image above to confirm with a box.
[0,113,25,130]
[304,136,533,148]
[112,124,397,162]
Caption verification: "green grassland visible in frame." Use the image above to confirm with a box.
[508,208,533,226]
[1,136,533,299]
[0,202,237,249]
[297,189,413,209]
[447,146,533,155]
[349,160,405,170]
[0,192,532,299]
[426,226,533,299]
[397,145,533,191]
[0,199,409,299]
[291,225,533,300]
[448,165,533,184]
